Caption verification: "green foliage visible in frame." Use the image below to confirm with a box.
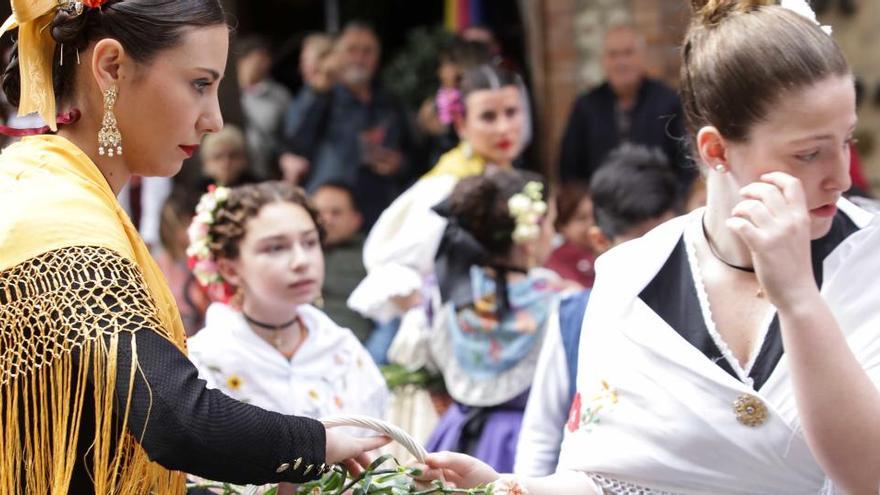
[187,455,495,494]
[381,363,446,393]
[382,26,456,111]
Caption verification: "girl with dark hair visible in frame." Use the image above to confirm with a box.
[0,1,384,494]
[423,169,562,473]
[417,1,880,493]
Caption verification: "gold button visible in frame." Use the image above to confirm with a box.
[275,462,290,473]
[734,394,768,427]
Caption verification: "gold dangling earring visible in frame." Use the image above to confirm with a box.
[461,141,473,159]
[98,85,123,157]
[313,293,324,308]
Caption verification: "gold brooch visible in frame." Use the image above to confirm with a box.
[733,394,768,427]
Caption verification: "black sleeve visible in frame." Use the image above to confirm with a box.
[114,330,327,485]
[558,96,589,181]
[70,246,329,485]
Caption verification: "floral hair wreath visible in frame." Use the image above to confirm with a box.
[507,181,547,244]
[186,185,234,302]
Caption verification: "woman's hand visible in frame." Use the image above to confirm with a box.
[412,451,500,489]
[390,290,422,312]
[726,172,817,310]
[324,428,390,476]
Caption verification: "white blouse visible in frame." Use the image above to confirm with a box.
[557,199,879,494]
[188,303,389,422]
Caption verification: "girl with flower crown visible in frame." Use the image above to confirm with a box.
[185,182,389,429]
[415,169,564,474]
[415,1,880,494]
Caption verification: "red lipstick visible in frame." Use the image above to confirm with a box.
[179,145,199,158]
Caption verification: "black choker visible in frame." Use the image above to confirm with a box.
[243,313,298,331]
[701,217,755,273]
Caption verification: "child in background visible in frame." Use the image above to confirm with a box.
[514,144,681,477]
[544,181,596,289]
[198,124,258,190]
[155,189,210,335]
[311,181,374,343]
[186,182,388,423]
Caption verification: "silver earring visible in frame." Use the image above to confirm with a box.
[714,164,728,173]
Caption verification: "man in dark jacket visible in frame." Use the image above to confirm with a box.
[558,25,694,190]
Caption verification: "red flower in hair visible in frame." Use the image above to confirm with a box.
[82,0,109,8]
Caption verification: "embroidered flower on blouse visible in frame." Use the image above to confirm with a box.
[567,380,619,433]
[226,374,243,391]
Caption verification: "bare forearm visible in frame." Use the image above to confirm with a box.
[779,292,880,493]
[522,470,599,495]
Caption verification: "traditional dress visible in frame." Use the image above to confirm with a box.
[0,135,327,494]
[188,302,389,421]
[557,198,878,494]
[425,266,562,473]
[347,143,486,323]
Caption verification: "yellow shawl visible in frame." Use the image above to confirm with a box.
[421,143,487,179]
[0,135,187,493]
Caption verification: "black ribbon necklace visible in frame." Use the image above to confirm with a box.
[243,312,303,350]
[242,313,298,331]
[701,217,765,298]
[701,217,755,273]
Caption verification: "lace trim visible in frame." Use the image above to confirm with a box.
[683,216,775,387]
[590,474,682,495]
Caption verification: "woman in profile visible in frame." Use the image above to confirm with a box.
[0,1,383,493]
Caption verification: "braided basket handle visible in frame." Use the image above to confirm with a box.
[321,415,429,463]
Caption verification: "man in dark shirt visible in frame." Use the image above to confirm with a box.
[558,25,694,190]
[282,22,414,228]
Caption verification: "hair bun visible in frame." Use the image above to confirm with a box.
[690,0,775,27]
[51,8,92,46]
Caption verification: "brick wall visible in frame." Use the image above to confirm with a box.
[528,0,688,181]
[530,0,878,194]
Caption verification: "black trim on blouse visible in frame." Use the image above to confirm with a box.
[639,210,860,390]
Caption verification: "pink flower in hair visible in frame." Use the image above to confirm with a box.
[436,87,463,125]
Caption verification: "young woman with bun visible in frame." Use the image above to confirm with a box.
[417,1,880,493]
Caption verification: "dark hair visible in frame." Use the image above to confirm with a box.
[341,20,378,40]
[313,180,359,212]
[554,181,590,230]
[236,34,271,59]
[681,0,849,150]
[160,186,200,260]
[448,168,548,259]
[460,63,520,110]
[3,0,226,109]
[208,181,325,261]
[440,38,491,71]
[590,144,681,239]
